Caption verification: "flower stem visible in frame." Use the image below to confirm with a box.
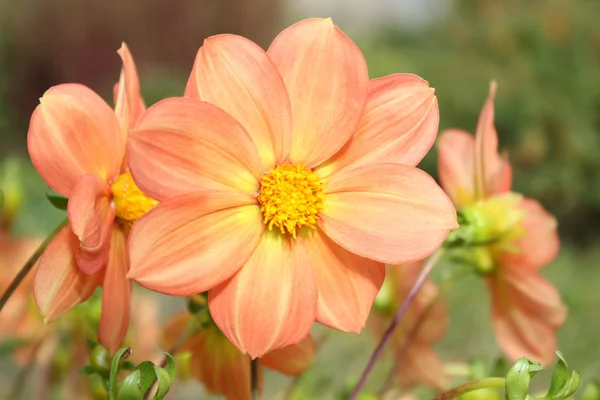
[0,219,67,315]
[251,358,259,400]
[348,249,444,400]
[432,377,506,399]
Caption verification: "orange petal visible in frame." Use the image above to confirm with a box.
[261,334,315,376]
[34,225,103,321]
[487,274,563,366]
[437,129,476,207]
[502,198,559,271]
[127,191,263,295]
[114,42,146,131]
[98,225,131,353]
[186,327,259,400]
[27,84,124,197]
[161,311,193,351]
[267,18,369,167]
[127,97,262,201]
[208,231,317,358]
[317,74,438,177]
[320,164,457,264]
[474,82,512,198]
[67,174,114,275]
[185,34,292,168]
[302,229,384,332]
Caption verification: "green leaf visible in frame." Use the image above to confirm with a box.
[546,351,569,398]
[152,365,174,400]
[506,358,533,400]
[0,338,30,356]
[121,360,137,371]
[0,189,4,210]
[555,370,581,400]
[108,347,132,400]
[137,361,158,396]
[117,370,143,400]
[80,365,96,376]
[163,353,176,382]
[46,193,68,210]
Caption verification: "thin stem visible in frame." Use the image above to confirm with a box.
[432,377,505,400]
[251,358,259,400]
[348,249,444,400]
[0,219,67,315]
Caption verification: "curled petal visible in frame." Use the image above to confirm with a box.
[488,272,565,366]
[261,334,316,376]
[186,34,292,167]
[127,97,262,201]
[67,174,114,274]
[209,231,317,358]
[474,82,512,198]
[114,42,146,131]
[267,18,369,166]
[34,225,103,321]
[503,198,559,271]
[27,84,124,196]
[98,225,131,353]
[127,191,263,295]
[320,163,457,264]
[437,129,476,207]
[302,229,384,332]
[318,74,438,177]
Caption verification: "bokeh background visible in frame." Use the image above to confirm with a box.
[1,0,599,398]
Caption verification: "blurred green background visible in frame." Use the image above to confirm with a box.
[1,0,599,398]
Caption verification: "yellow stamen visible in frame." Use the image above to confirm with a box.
[110,172,158,225]
[257,163,326,238]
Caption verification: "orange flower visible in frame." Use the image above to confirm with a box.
[27,43,155,353]
[126,18,457,358]
[162,311,315,400]
[370,262,449,390]
[437,83,566,365]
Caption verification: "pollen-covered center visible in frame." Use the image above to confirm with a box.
[110,172,158,225]
[257,164,326,238]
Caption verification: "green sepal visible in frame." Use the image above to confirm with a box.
[108,347,132,400]
[546,351,569,398]
[46,193,68,211]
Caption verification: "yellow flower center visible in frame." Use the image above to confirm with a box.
[110,172,158,225]
[257,163,326,238]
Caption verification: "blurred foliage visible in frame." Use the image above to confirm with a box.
[359,0,600,244]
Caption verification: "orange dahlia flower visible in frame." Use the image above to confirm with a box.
[370,262,449,390]
[162,311,315,400]
[437,83,566,365]
[27,43,156,353]
[127,18,457,358]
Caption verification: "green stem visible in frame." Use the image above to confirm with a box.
[433,377,506,399]
[0,219,67,315]
[251,358,259,400]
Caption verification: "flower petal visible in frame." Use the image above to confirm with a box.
[503,198,559,271]
[260,334,316,375]
[302,229,384,332]
[127,190,263,295]
[114,42,146,131]
[67,174,114,275]
[398,346,449,390]
[34,225,103,321]
[127,97,262,201]
[474,82,512,198]
[208,231,317,358]
[98,225,131,353]
[27,84,124,197]
[186,327,259,400]
[487,274,562,365]
[437,129,476,207]
[185,34,292,167]
[267,18,369,166]
[320,163,457,264]
[317,74,438,177]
